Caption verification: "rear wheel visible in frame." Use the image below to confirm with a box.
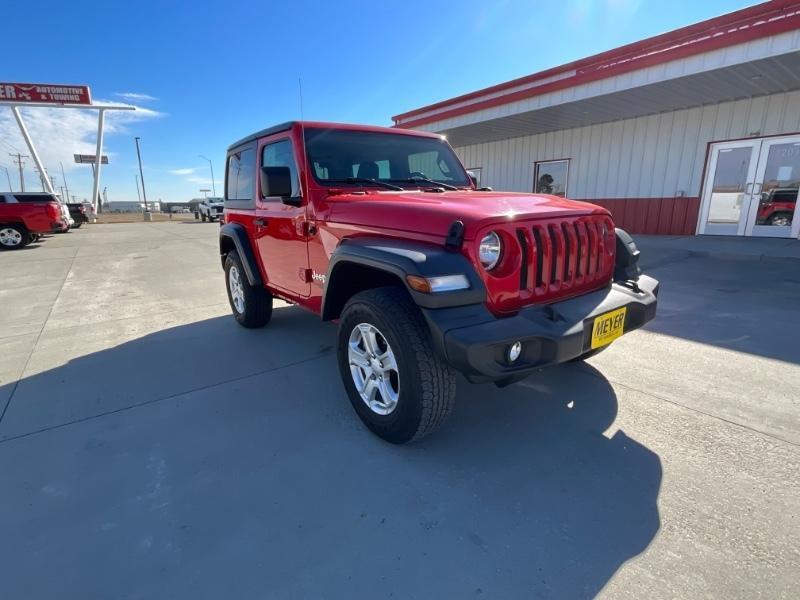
[337,287,456,444]
[769,212,793,227]
[201,213,207,222]
[224,250,272,328]
[0,225,29,250]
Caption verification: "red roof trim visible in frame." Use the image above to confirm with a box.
[392,0,800,128]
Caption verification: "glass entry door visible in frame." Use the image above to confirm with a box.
[699,136,800,238]
[747,136,800,238]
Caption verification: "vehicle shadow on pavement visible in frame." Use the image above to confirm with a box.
[641,256,800,364]
[0,306,661,599]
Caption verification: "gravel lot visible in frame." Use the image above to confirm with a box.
[1,222,798,599]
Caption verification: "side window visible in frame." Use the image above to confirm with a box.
[226,147,255,201]
[261,139,299,198]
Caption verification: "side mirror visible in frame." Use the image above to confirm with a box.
[260,166,293,198]
[469,174,478,188]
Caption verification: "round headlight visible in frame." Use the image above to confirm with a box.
[479,231,502,270]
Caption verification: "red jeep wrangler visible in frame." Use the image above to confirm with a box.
[220,122,658,443]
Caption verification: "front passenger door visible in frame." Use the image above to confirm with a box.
[254,137,310,297]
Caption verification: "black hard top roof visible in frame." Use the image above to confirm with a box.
[227,122,294,151]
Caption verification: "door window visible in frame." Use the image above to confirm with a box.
[261,139,299,198]
[707,147,751,224]
[755,142,799,228]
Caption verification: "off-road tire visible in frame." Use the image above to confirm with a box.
[72,222,82,229]
[0,224,30,250]
[337,287,457,444]
[224,250,272,328]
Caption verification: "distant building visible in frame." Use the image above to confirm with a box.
[106,201,161,213]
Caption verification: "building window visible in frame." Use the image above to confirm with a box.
[534,159,569,197]
[466,168,482,187]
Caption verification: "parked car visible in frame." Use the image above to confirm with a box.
[757,187,797,226]
[197,197,224,222]
[67,202,90,228]
[218,122,659,443]
[0,192,65,249]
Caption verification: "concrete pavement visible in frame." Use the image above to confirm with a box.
[0,223,798,599]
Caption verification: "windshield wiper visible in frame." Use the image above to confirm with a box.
[327,177,403,191]
[394,177,459,191]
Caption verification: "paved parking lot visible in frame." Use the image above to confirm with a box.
[1,223,798,599]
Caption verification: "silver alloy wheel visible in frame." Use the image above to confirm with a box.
[229,264,245,314]
[0,227,23,247]
[348,323,400,415]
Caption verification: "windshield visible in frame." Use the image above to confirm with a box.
[304,128,471,188]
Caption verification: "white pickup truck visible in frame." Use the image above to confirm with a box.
[196,197,224,222]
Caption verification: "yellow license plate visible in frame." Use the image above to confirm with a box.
[590,307,627,349]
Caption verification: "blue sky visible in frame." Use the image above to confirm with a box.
[1,0,755,204]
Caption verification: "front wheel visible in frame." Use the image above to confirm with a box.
[0,225,29,250]
[337,287,456,444]
[224,250,272,328]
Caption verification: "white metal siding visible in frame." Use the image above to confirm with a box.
[454,90,800,198]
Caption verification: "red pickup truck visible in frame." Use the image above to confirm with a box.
[219,122,658,443]
[1,192,66,249]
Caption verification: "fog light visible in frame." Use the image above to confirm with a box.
[508,341,523,363]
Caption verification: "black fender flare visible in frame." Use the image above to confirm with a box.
[219,223,262,286]
[321,237,486,321]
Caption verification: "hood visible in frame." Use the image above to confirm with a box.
[327,190,608,239]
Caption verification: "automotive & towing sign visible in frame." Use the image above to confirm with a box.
[0,82,92,105]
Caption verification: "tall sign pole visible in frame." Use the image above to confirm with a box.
[134,137,149,212]
[90,109,106,215]
[10,107,55,195]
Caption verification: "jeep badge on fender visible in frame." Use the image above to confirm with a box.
[218,122,658,444]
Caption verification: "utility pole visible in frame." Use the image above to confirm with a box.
[9,153,28,192]
[135,173,142,205]
[134,137,149,214]
[1,165,12,191]
[60,161,70,206]
[48,175,56,192]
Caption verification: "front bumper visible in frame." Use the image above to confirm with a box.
[422,275,659,383]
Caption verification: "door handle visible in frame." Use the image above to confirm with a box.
[253,218,267,227]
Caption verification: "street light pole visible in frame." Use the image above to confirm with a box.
[134,137,149,214]
[199,154,216,196]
